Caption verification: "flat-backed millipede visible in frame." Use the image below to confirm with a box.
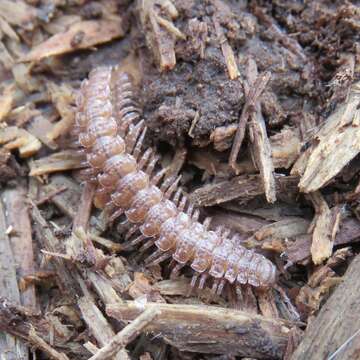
[74,66,277,295]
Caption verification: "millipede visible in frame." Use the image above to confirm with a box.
[74,66,277,295]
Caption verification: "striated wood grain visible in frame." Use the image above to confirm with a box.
[291,254,360,360]
[107,301,291,358]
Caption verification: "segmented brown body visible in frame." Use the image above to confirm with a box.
[76,66,277,294]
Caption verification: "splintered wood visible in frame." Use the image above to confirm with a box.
[106,301,290,358]
[298,81,360,193]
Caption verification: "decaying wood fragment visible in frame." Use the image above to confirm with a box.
[285,216,360,265]
[0,192,29,359]
[0,298,89,359]
[246,61,276,203]
[30,203,81,299]
[270,127,302,169]
[90,308,160,360]
[22,20,125,62]
[308,192,335,265]
[292,253,360,360]
[139,0,184,71]
[0,126,41,158]
[229,59,271,170]
[0,83,16,122]
[299,81,360,193]
[78,297,130,360]
[107,301,291,358]
[46,82,76,141]
[213,17,240,80]
[38,175,81,219]
[2,187,36,309]
[73,182,96,232]
[29,150,85,176]
[190,174,298,207]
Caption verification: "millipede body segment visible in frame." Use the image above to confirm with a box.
[75,66,277,294]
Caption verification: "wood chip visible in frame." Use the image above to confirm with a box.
[29,149,85,176]
[22,20,125,62]
[106,301,290,358]
[0,126,41,158]
[299,81,360,193]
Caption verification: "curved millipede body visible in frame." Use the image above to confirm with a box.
[75,66,277,294]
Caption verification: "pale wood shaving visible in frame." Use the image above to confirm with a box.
[0,126,41,158]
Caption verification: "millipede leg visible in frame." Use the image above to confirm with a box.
[172,188,182,206]
[128,234,147,248]
[151,168,167,186]
[178,195,187,212]
[144,248,163,264]
[126,119,145,153]
[216,279,226,296]
[198,273,208,289]
[170,262,185,279]
[191,209,200,222]
[211,279,220,294]
[138,239,156,253]
[108,207,124,223]
[164,175,181,198]
[132,127,147,160]
[138,148,153,170]
[145,155,159,176]
[159,174,176,193]
[187,274,199,297]
[146,250,172,267]
[125,224,140,240]
[203,217,212,230]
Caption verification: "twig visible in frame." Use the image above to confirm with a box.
[89,308,161,360]
[229,59,271,169]
[28,327,70,360]
[213,17,240,80]
[78,297,130,360]
[35,186,68,206]
[73,181,96,232]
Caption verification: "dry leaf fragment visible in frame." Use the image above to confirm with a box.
[22,20,125,62]
[0,126,41,157]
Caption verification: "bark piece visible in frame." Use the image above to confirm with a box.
[190,174,298,207]
[2,187,36,309]
[291,253,360,360]
[107,301,291,358]
[0,192,28,359]
[22,20,125,62]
